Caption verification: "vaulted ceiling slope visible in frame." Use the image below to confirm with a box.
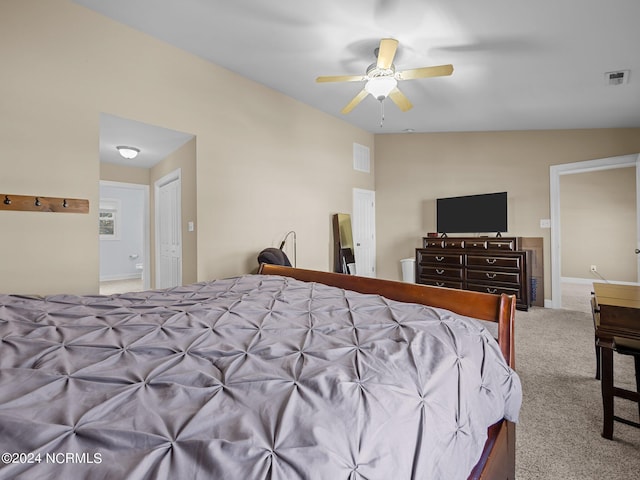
[75,0,640,134]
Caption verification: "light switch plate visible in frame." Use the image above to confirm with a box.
[540,219,551,228]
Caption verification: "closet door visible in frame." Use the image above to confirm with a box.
[353,188,376,277]
[155,169,182,289]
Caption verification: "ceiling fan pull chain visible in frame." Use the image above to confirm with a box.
[379,99,385,128]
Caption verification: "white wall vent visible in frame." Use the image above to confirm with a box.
[604,70,630,86]
[353,143,370,173]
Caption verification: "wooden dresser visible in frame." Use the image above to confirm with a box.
[416,236,532,311]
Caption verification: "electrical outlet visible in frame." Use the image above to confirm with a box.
[590,265,597,273]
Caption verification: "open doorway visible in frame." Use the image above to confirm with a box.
[550,153,640,309]
[99,181,149,294]
[99,113,196,294]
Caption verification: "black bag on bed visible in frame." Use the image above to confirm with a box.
[257,247,292,267]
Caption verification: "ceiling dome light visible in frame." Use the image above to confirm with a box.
[116,146,140,159]
[365,76,397,100]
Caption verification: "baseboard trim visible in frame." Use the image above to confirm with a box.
[100,273,143,282]
[562,276,640,286]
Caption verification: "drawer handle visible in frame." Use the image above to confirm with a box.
[486,273,497,279]
[486,288,498,294]
[435,256,444,261]
[436,269,445,275]
[485,258,497,264]
[436,282,445,287]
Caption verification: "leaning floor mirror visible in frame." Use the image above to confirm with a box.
[332,213,356,275]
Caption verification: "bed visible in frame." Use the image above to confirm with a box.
[0,265,521,479]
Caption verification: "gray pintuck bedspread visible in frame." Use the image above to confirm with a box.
[0,274,521,480]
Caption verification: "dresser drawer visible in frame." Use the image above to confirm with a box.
[419,266,463,280]
[444,239,465,249]
[466,255,522,270]
[423,239,444,248]
[467,283,521,299]
[464,240,488,250]
[467,269,521,285]
[419,279,463,289]
[418,253,463,266]
[486,239,516,251]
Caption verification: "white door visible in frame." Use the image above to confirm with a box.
[352,188,376,277]
[155,169,182,289]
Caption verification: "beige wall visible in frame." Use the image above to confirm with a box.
[374,129,640,301]
[560,167,636,282]
[0,0,374,295]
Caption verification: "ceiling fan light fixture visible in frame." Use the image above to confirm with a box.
[116,146,140,159]
[365,76,397,100]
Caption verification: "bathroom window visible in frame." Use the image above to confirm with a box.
[99,199,121,240]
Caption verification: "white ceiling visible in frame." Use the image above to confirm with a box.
[99,114,193,168]
[77,0,640,138]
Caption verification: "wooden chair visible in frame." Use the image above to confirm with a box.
[614,342,640,422]
[591,293,640,426]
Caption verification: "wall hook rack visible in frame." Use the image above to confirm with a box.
[0,193,89,214]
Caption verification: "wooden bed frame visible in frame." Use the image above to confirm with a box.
[258,264,517,480]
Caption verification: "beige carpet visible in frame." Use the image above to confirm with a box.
[561,281,594,314]
[515,302,639,479]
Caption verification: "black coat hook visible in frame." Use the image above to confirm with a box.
[63,199,68,208]
[3,195,10,205]
[34,197,41,207]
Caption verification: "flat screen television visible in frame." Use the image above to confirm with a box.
[436,192,507,234]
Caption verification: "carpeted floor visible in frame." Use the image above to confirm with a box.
[515,301,639,479]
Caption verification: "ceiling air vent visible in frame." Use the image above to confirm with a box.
[604,70,630,86]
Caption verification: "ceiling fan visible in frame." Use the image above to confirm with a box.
[316,38,453,114]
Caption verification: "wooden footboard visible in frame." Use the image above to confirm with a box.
[258,264,517,480]
[469,420,516,480]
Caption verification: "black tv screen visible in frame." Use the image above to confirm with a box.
[437,192,507,234]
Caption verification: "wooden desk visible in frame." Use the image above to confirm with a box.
[592,283,640,439]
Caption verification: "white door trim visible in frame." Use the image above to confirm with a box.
[154,168,182,288]
[549,153,639,308]
[99,180,150,289]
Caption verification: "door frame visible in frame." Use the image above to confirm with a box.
[99,180,150,289]
[154,168,182,288]
[549,153,640,308]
